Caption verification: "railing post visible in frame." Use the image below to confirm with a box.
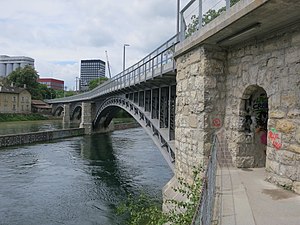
[177,0,180,41]
[158,87,161,128]
[199,0,203,30]
[180,11,186,41]
[151,59,154,79]
[168,86,171,141]
[160,53,163,75]
[226,0,230,10]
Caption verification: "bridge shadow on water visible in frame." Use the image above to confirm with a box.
[69,128,173,223]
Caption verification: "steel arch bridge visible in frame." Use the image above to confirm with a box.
[48,35,178,170]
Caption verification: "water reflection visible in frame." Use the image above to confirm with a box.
[0,120,76,135]
[0,128,173,225]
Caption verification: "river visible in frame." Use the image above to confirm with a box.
[0,121,173,225]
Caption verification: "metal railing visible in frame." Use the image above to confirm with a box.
[191,134,218,225]
[191,128,233,225]
[179,0,241,40]
[47,34,178,104]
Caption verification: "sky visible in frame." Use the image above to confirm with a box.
[0,0,193,90]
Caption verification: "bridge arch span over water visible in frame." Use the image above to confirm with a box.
[93,96,176,171]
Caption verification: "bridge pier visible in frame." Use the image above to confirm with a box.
[80,102,93,134]
[63,104,70,125]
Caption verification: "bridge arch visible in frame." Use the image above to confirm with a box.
[93,97,175,171]
[237,85,268,168]
[71,105,82,121]
[53,105,64,117]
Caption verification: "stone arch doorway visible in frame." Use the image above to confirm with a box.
[237,85,268,168]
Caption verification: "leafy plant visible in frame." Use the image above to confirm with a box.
[186,0,241,37]
[117,168,203,225]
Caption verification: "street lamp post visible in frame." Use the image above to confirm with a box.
[123,44,130,71]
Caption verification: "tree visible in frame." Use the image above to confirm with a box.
[89,77,109,90]
[186,0,241,37]
[7,66,42,99]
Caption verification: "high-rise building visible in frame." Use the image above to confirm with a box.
[0,55,34,77]
[38,78,64,90]
[80,59,105,91]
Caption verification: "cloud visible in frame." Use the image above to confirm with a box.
[0,0,180,89]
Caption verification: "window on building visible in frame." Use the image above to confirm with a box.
[13,105,16,111]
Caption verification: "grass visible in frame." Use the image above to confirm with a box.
[0,113,48,122]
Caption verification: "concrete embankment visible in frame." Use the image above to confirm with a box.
[0,128,84,148]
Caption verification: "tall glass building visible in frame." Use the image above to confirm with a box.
[80,59,106,91]
[0,55,34,77]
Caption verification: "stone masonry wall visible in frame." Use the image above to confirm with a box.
[175,45,227,181]
[175,24,300,193]
[225,25,300,193]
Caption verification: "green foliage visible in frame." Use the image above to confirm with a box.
[115,109,131,118]
[0,113,48,122]
[186,0,241,37]
[7,66,41,99]
[6,66,58,100]
[117,168,203,225]
[112,117,136,125]
[89,77,109,90]
[117,193,168,225]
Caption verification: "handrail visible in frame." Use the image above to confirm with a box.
[47,34,178,104]
[191,134,218,225]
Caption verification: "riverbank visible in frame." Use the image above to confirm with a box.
[114,122,140,130]
[0,113,49,122]
[0,128,84,148]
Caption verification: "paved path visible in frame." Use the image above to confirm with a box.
[216,168,300,225]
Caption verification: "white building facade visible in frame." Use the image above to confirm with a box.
[0,55,35,77]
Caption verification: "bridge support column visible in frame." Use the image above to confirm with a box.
[174,44,227,180]
[63,104,70,125]
[80,102,93,134]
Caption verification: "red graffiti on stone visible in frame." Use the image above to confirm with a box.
[212,118,222,128]
[268,128,282,150]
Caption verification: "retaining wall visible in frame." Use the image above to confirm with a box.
[0,128,85,148]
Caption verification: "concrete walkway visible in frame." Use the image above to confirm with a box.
[216,168,300,225]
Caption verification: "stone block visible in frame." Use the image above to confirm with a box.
[277,150,296,165]
[190,63,199,76]
[204,76,217,89]
[265,172,293,189]
[292,182,300,195]
[285,47,299,64]
[266,146,276,161]
[281,92,297,108]
[235,156,254,168]
[287,144,300,154]
[296,128,300,144]
[279,164,298,181]
[287,109,300,119]
[269,110,286,119]
[266,159,279,173]
[276,119,295,133]
[188,114,198,128]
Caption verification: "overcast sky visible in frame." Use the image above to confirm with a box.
[0,0,193,90]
